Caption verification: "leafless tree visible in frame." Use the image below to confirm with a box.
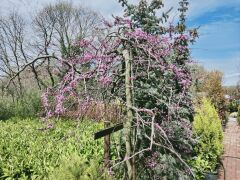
[32,1,103,80]
[0,2,103,98]
[0,11,54,99]
[0,12,29,96]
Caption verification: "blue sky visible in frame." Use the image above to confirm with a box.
[187,4,240,86]
[1,0,240,86]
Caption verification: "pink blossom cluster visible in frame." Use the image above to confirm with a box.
[169,64,191,88]
[42,16,192,121]
[174,34,189,41]
[78,39,90,47]
[41,90,49,108]
[126,29,150,40]
[99,76,112,87]
[55,94,65,114]
[114,17,132,27]
[145,152,160,168]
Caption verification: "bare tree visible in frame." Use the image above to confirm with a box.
[31,1,103,83]
[0,11,53,97]
[0,12,28,96]
[0,2,103,97]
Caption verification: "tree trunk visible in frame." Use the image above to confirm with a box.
[123,49,135,180]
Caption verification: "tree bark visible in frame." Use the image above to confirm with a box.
[123,49,135,180]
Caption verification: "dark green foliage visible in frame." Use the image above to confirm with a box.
[135,153,194,180]
[119,0,169,34]
[113,0,197,179]
[177,0,188,33]
[228,100,239,113]
[0,100,13,120]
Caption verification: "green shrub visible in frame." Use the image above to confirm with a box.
[0,118,104,179]
[228,100,239,113]
[237,106,240,125]
[229,112,238,118]
[190,98,223,179]
[0,91,42,120]
[49,154,110,180]
[0,99,13,120]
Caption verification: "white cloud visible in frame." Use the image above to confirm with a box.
[187,0,240,20]
[197,54,240,86]
[1,0,240,21]
[225,73,240,78]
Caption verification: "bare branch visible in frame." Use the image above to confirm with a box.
[5,54,59,88]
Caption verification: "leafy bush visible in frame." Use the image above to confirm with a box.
[197,70,227,121]
[0,99,13,120]
[237,106,240,125]
[230,112,238,118]
[228,100,239,113]
[49,154,110,180]
[190,98,223,179]
[0,91,42,120]
[0,118,105,179]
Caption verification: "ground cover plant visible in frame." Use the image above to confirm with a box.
[0,118,108,179]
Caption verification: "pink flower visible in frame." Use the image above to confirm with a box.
[41,92,49,108]
[46,111,53,118]
[79,39,90,47]
[82,53,94,62]
[55,94,65,114]
[98,64,108,73]
[99,76,112,87]
[114,17,132,27]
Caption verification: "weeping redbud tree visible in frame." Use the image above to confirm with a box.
[42,0,198,179]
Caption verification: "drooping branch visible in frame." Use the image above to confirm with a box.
[5,55,59,89]
[41,6,197,178]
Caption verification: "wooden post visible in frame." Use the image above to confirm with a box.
[104,125,110,169]
[94,123,123,140]
[94,123,124,170]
